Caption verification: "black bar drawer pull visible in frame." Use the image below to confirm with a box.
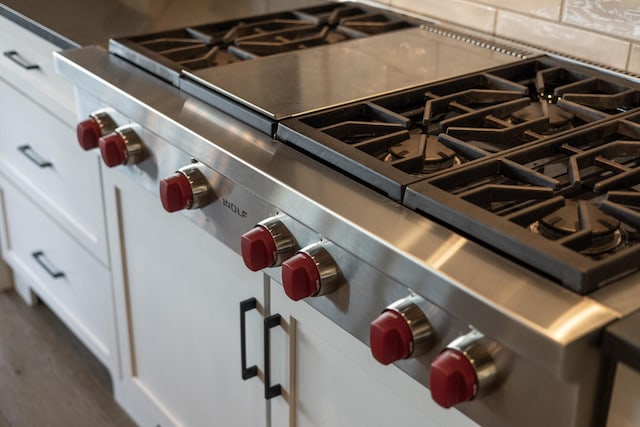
[3,50,40,70]
[32,251,65,279]
[264,313,282,400]
[239,298,258,380]
[18,145,53,168]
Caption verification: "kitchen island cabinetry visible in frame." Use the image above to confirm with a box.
[102,165,269,427]
[268,279,478,427]
[0,13,115,375]
[100,154,477,427]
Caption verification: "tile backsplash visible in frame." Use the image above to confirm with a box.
[371,0,640,75]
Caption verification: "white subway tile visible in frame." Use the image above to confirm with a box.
[629,44,640,75]
[390,0,497,33]
[496,10,630,70]
[563,0,640,42]
[477,0,561,20]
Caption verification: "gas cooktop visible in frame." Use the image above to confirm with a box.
[109,2,423,86]
[106,2,640,293]
[403,111,640,294]
[109,2,527,134]
[278,56,640,202]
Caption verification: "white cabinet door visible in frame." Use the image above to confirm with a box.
[0,173,115,371]
[268,279,479,427]
[0,77,108,264]
[103,166,267,427]
[0,14,75,125]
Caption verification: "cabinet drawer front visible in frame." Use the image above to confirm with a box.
[0,15,74,125]
[0,175,113,366]
[0,77,108,264]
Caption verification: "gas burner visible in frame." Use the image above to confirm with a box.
[405,114,640,292]
[567,140,640,193]
[136,37,246,68]
[322,121,407,145]
[510,103,575,134]
[379,134,460,174]
[222,19,316,44]
[231,25,349,58]
[420,134,460,173]
[110,2,420,76]
[531,200,623,256]
[338,13,412,36]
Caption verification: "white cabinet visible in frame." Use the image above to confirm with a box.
[0,14,75,125]
[0,173,115,369]
[102,166,269,427]
[100,155,479,426]
[268,279,478,427]
[0,78,108,264]
[0,13,114,379]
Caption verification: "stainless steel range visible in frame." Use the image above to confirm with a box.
[53,2,640,426]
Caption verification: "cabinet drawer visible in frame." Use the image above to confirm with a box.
[0,15,74,125]
[0,77,108,264]
[0,174,114,367]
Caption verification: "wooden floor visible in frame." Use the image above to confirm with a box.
[0,290,137,427]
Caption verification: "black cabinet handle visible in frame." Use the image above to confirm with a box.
[18,145,53,168]
[3,50,40,70]
[32,251,65,279]
[264,313,282,399]
[239,298,258,380]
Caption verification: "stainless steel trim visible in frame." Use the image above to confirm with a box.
[116,126,145,165]
[448,330,499,398]
[178,163,214,209]
[421,24,533,59]
[300,242,338,297]
[90,110,116,135]
[387,294,434,357]
[258,216,298,267]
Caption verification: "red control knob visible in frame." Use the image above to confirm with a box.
[369,296,433,366]
[370,310,414,365]
[76,118,102,150]
[430,349,478,408]
[98,127,144,168]
[281,252,320,301]
[241,226,277,271]
[76,112,116,151]
[240,217,296,272]
[99,132,127,167]
[160,173,193,212]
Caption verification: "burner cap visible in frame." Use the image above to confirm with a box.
[511,103,574,132]
[537,200,622,255]
[381,134,459,174]
[420,135,458,173]
[539,200,619,236]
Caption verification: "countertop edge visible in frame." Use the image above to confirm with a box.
[0,5,78,49]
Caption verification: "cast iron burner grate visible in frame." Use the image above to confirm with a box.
[404,112,640,293]
[278,56,640,202]
[108,2,418,83]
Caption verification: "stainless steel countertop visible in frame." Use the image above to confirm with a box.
[0,0,320,48]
